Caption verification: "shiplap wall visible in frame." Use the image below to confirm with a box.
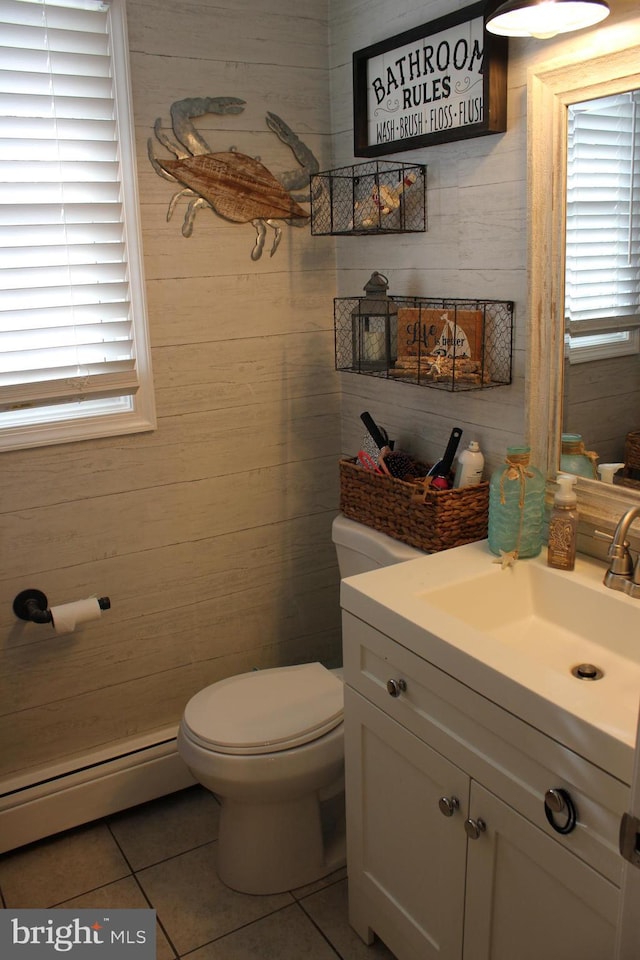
[329,0,640,476]
[0,0,340,784]
[564,356,640,466]
[330,0,529,472]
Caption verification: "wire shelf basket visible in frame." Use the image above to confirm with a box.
[335,295,514,392]
[311,161,426,236]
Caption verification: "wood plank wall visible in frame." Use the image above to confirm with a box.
[0,0,341,784]
[329,0,529,473]
[329,0,640,479]
[564,355,640,467]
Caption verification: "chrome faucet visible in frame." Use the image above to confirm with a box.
[599,506,640,598]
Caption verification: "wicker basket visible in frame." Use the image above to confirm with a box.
[339,457,489,553]
[617,430,640,488]
[623,430,640,477]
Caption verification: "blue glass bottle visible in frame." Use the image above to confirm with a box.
[488,446,545,558]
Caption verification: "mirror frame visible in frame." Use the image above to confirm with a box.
[527,45,640,536]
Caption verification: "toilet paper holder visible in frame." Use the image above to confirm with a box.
[13,588,111,624]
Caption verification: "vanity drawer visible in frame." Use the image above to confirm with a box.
[343,611,629,886]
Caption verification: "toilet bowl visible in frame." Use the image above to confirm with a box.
[177,514,424,895]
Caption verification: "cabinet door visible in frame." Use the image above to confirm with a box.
[616,694,640,959]
[345,687,469,960]
[464,782,619,960]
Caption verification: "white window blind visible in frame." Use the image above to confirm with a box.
[565,90,640,362]
[0,0,155,450]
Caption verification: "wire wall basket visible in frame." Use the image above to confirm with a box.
[335,295,514,393]
[310,161,426,236]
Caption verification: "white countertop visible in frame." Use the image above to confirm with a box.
[340,539,640,784]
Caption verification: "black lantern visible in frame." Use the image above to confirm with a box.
[351,272,398,372]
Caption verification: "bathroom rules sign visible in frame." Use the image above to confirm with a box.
[352,1,507,157]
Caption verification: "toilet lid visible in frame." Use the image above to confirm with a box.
[182,662,344,755]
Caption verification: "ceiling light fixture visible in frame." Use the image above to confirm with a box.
[485,0,610,39]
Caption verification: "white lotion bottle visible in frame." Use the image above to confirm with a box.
[454,440,484,488]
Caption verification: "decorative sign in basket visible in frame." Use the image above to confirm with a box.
[339,457,489,553]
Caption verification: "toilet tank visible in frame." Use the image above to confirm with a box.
[331,514,425,577]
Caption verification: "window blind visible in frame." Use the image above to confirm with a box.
[565,90,640,336]
[0,0,148,426]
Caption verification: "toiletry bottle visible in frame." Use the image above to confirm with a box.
[547,473,578,570]
[454,440,484,488]
[597,462,624,484]
[488,446,545,559]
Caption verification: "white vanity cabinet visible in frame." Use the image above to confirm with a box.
[343,612,628,960]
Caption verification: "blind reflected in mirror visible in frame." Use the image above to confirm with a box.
[563,88,640,484]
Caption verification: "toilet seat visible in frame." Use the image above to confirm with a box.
[182,662,343,755]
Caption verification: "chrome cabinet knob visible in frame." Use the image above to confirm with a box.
[544,787,577,834]
[544,788,566,814]
[386,678,407,698]
[464,817,487,840]
[438,796,460,817]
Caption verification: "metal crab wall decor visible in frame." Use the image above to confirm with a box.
[148,97,319,260]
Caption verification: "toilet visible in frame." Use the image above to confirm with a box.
[177,515,423,894]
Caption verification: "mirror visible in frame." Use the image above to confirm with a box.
[563,89,640,482]
[528,45,640,536]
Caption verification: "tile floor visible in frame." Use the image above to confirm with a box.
[0,786,397,960]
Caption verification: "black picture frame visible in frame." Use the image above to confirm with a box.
[353,1,508,157]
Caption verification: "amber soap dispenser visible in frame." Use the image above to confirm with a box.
[547,473,578,570]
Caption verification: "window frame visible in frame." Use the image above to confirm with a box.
[0,0,155,452]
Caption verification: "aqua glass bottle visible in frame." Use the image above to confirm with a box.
[560,433,598,479]
[488,446,545,558]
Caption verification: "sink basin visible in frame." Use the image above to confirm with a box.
[340,539,640,782]
[420,556,640,673]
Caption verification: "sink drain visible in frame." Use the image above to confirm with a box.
[571,663,604,681]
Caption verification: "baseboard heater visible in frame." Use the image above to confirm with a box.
[0,725,196,854]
